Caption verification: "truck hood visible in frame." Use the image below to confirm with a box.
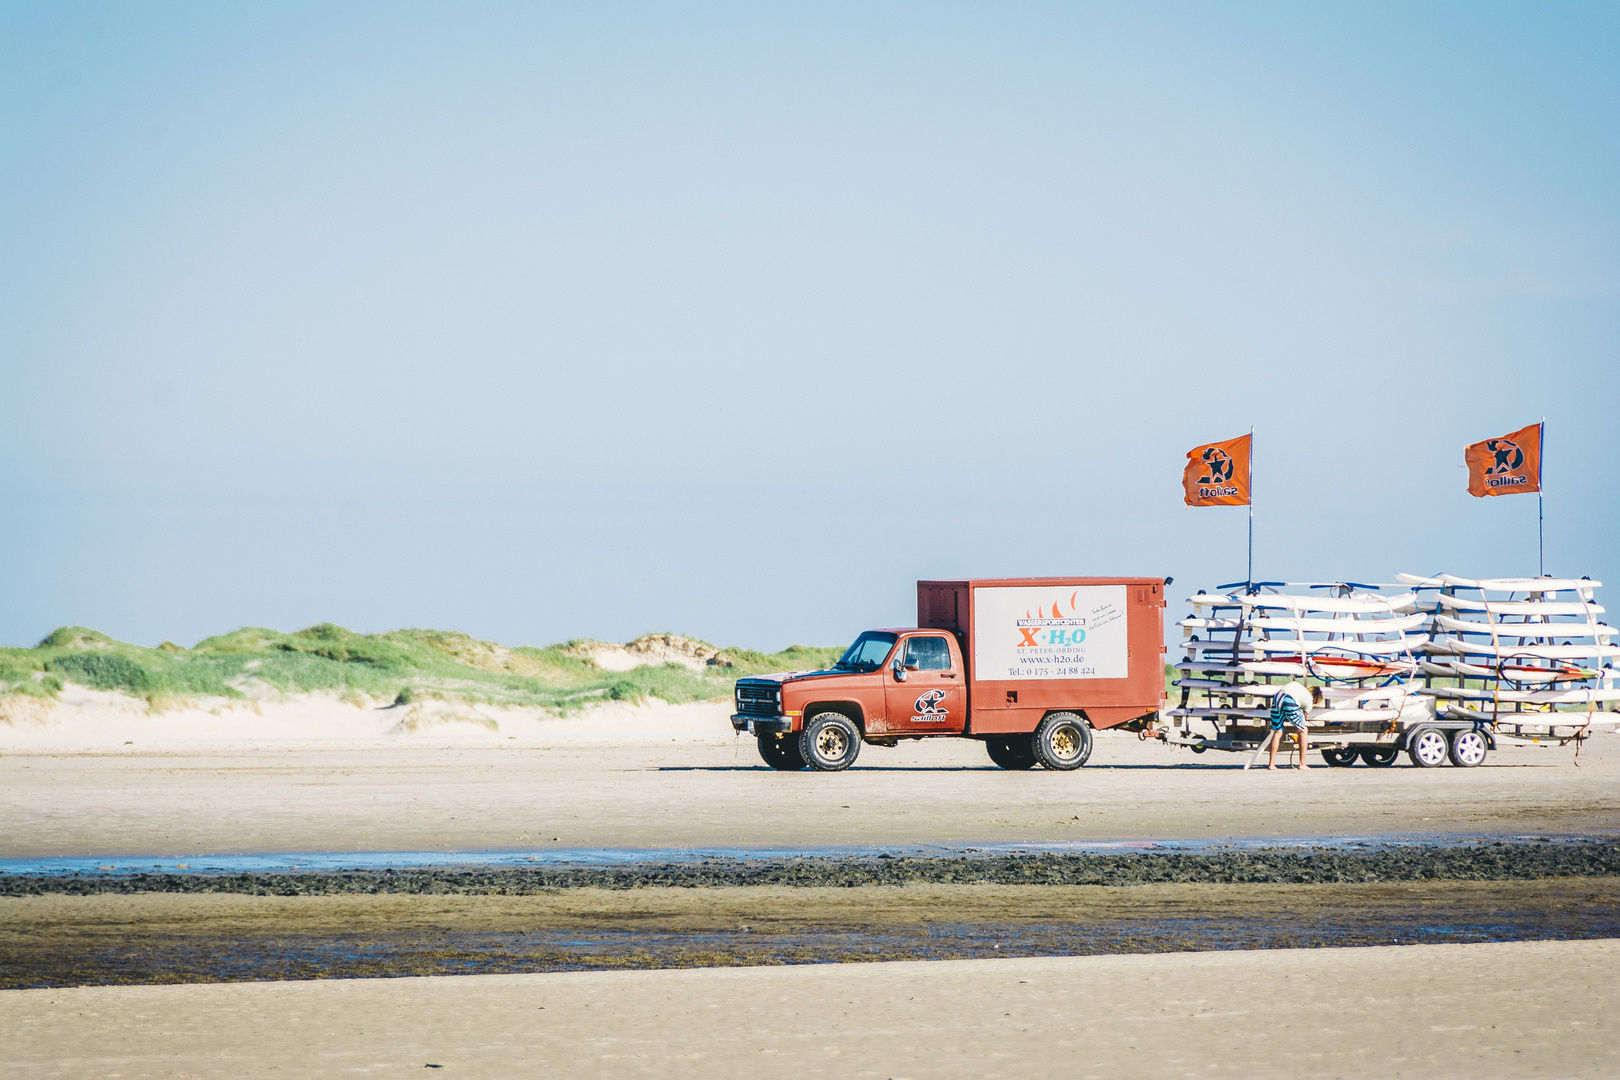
[738,669,862,685]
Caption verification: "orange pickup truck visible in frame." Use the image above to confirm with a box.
[732,576,1168,771]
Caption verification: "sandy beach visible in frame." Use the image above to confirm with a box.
[3,701,1616,859]
[4,939,1615,1078]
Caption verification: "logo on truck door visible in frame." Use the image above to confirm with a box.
[913,689,948,718]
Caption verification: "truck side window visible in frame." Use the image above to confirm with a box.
[905,636,951,671]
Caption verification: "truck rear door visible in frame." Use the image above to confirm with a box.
[883,633,966,735]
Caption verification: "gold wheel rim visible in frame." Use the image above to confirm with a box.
[1051,726,1078,758]
[816,727,848,758]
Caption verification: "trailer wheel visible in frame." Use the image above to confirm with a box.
[757,733,807,771]
[1320,748,1359,767]
[986,737,1037,770]
[1449,729,1489,768]
[1360,747,1398,767]
[800,712,861,772]
[1406,727,1450,768]
[1033,713,1093,771]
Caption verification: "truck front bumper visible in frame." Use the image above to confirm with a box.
[732,714,792,735]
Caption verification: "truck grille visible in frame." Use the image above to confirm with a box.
[735,682,780,717]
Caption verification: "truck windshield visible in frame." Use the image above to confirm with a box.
[834,632,897,672]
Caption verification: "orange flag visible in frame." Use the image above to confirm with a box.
[1183,433,1252,506]
[1465,422,1542,497]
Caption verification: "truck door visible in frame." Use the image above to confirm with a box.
[883,633,966,735]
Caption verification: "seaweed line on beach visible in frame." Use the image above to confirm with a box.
[7,840,1618,897]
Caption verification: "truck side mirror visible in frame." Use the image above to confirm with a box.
[891,656,907,682]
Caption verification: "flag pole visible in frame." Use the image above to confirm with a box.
[1247,426,1255,591]
[1538,417,1545,577]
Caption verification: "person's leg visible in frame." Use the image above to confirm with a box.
[1297,723,1309,769]
[1266,728,1281,770]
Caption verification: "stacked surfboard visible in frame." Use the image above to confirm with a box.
[1167,583,1431,746]
[1399,573,1620,738]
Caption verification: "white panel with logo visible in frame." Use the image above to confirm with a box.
[972,585,1128,680]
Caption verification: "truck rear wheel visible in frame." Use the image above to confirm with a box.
[985,737,1037,770]
[800,712,861,772]
[757,733,807,771]
[1033,712,1093,771]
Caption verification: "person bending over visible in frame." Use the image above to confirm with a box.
[1266,681,1321,771]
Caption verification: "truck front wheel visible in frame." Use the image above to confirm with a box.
[1033,712,1094,771]
[986,737,1037,770]
[800,712,861,772]
[757,733,807,771]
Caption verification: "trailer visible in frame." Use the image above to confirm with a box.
[1151,577,1620,767]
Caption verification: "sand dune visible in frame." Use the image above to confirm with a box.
[0,686,728,748]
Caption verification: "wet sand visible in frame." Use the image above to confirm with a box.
[3,720,1616,858]
[5,877,1618,988]
[4,939,1615,1078]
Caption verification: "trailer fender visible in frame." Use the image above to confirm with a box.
[1395,722,1496,751]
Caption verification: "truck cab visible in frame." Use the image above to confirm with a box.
[734,627,967,741]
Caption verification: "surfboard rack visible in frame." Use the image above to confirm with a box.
[1398,573,1620,743]
[1155,576,1620,763]
[1162,581,1429,759]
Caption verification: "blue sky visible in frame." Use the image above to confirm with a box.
[2,2,1616,650]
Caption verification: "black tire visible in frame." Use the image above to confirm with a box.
[1360,746,1399,767]
[1406,727,1450,768]
[1032,712,1093,771]
[757,733,807,771]
[1449,728,1489,768]
[1320,747,1360,767]
[986,736,1037,770]
[799,712,861,772]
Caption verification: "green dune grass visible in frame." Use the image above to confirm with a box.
[0,625,842,713]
